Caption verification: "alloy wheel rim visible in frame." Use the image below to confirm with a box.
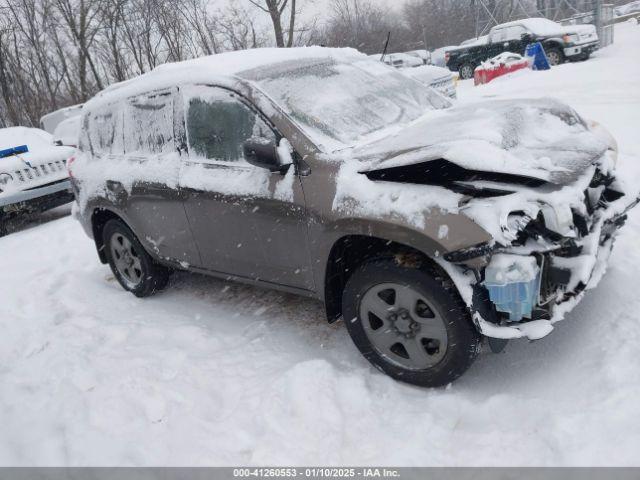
[110,233,143,288]
[359,283,448,371]
[547,52,561,65]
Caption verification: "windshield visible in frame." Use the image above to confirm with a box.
[241,58,450,151]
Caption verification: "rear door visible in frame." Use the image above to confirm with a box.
[178,85,314,290]
[120,88,200,265]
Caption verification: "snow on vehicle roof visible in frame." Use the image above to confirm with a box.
[40,104,84,134]
[460,35,488,46]
[494,17,565,36]
[86,47,366,110]
[0,127,53,151]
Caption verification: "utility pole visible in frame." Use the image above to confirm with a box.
[594,0,603,43]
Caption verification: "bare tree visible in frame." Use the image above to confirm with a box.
[53,0,105,99]
[247,0,298,47]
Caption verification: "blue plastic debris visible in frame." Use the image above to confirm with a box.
[484,255,542,322]
[525,42,551,71]
[0,145,29,159]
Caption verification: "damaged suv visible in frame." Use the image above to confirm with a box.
[72,48,639,387]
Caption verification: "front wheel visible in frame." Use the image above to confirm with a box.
[545,48,564,66]
[103,219,170,298]
[342,260,481,387]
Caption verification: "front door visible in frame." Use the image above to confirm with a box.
[178,85,314,290]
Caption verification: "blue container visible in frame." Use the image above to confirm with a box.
[525,42,551,71]
[484,258,542,322]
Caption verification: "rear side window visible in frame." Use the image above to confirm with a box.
[504,25,527,41]
[124,91,175,155]
[183,86,276,164]
[491,28,506,42]
[85,103,124,155]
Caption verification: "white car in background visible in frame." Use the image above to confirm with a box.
[0,127,75,234]
[401,64,457,99]
[378,52,425,69]
[403,49,431,65]
[40,104,83,135]
[430,45,458,67]
[615,1,640,16]
[53,115,81,147]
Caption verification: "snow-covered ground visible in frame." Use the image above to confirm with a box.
[1,22,640,467]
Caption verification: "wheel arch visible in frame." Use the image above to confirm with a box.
[323,234,455,324]
[542,40,565,53]
[91,208,130,264]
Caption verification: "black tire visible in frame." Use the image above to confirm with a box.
[0,213,7,237]
[458,63,476,80]
[545,47,564,66]
[103,219,170,298]
[342,259,481,387]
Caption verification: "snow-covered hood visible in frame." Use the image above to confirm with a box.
[562,24,598,42]
[562,24,597,36]
[355,98,610,186]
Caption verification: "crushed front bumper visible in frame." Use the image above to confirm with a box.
[472,203,637,341]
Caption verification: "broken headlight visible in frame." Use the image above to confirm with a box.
[501,212,533,241]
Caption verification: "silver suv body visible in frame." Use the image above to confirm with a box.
[72,47,638,386]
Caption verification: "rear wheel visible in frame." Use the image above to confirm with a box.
[545,48,564,66]
[342,259,481,387]
[458,63,476,80]
[103,219,170,297]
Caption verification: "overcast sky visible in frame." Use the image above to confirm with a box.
[216,0,404,26]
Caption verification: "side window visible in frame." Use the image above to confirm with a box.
[124,91,175,155]
[491,28,506,42]
[86,103,124,155]
[183,86,276,164]
[505,26,526,41]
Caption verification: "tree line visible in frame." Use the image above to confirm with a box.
[0,0,620,128]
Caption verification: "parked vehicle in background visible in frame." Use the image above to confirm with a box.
[615,1,640,17]
[0,127,75,235]
[40,104,83,134]
[401,65,457,98]
[73,47,638,387]
[403,49,431,65]
[460,35,489,47]
[431,46,458,67]
[53,115,81,147]
[446,17,599,79]
[380,52,424,69]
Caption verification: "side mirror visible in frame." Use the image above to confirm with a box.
[243,138,287,173]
